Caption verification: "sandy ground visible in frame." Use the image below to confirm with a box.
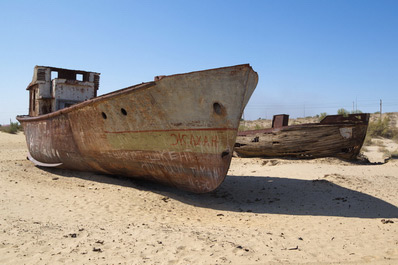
[1,132,397,264]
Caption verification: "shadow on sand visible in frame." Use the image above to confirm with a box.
[41,167,398,219]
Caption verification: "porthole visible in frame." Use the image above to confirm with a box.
[213,102,222,115]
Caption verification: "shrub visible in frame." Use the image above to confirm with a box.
[0,120,23,134]
[337,108,350,117]
[238,125,247,131]
[367,117,398,139]
[319,112,327,121]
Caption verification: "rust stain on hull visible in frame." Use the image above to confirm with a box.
[235,114,369,160]
[17,64,258,193]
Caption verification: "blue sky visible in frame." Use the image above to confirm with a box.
[0,0,397,124]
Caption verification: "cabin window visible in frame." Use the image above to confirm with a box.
[41,99,52,114]
[31,90,36,114]
[37,69,46,81]
[64,103,74,108]
[51,71,58,80]
[76,74,83,81]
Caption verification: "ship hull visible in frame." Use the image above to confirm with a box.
[18,64,258,193]
[234,114,369,160]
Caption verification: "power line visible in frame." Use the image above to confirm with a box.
[246,100,398,110]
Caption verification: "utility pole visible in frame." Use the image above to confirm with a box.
[352,101,354,113]
[380,99,382,120]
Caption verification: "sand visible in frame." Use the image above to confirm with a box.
[1,132,397,264]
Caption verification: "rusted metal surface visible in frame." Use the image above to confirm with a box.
[26,66,100,116]
[235,113,369,160]
[17,64,258,193]
[272,114,289,128]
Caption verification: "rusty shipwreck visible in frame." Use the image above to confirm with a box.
[17,65,258,193]
[234,113,369,160]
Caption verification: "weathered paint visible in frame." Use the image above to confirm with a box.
[339,127,353,139]
[234,113,369,160]
[26,66,100,116]
[18,64,258,193]
[104,128,236,153]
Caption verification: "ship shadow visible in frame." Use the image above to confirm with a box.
[133,174,398,219]
[39,167,398,219]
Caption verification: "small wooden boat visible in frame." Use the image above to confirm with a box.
[17,64,258,193]
[234,113,369,160]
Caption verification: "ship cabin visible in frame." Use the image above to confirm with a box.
[27,66,100,117]
[272,114,289,128]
